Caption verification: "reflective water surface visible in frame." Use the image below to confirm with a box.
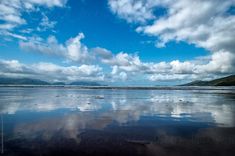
[0,87,235,156]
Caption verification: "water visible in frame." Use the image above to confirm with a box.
[0,87,235,156]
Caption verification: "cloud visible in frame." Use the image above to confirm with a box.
[110,66,128,81]
[92,47,113,60]
[66,33,93,62]
[198,51,235,74]
[37,13,57,31]
[100,52,141,67]
[96,48,235,82]
[19,33,93,63]
[2,0,233,84]
[4,32,27,40]
[108,0,235,81]
[110,0,235,53]
[0,0,67,39]
[0,59,104,82]
[33,62,104,82]
[108,0,157,23]
[148,74,190,81]
[0,1,25,29]
[138,0,235,52]
[18,30,235,83]
[0,23,16,30]
[21,33,209,83]
[0,60,24,72]
[170,60,195,74]
[26,0,67,7]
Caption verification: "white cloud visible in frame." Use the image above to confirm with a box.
[66,33,92,62]
[109,0,235,53]
[170,60,195,74]
[33,62,104,82]
[37,13,57,31]
[0,23,16,30]
[19,36,65,55]
[0,14,26,25]
[0,0,67,39]
[21,34,210,83]
[0,59,34,78]
[18,32,235,83]
[19,33,93,63]
[108,0,159,23]
[198,51,235,74]
[108,0,235,81]
[26,0,67,7]
[139,0,235,52]
[110,66,128,81]
[97,49,234,82]
[4,32,27,40]
[2,0,235,84]
[0,59,104,82]
[99,51,142,70]
[148,74,189,81]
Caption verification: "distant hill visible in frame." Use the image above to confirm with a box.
[0,77,103,86]
[69,81,102,86]
[51,82,66,85]
[181,75,235,86]
[0,77,50,85]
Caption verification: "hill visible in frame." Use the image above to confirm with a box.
[51,82,66,85]
[0,77,50,85]
[69,81,102,86]
[181,75,235,86]
[0,77,103,86]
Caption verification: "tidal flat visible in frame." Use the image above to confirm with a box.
[0,86,235,156]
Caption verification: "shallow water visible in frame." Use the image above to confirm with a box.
[0,87,235,156]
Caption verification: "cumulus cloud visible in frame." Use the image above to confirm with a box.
[0,59,104,82]
[2,0,235,84]
[138,0,235,52]
[22,34,209,82]
[66,33,93,62]
[198,51,235,74]
[33,62,104,82]
[18,30,235,83]
[100,51,141,68]
[19,33,93,63]
[95,48,235,82]
[108,0,235,81]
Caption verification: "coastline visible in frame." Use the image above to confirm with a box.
[0,85,235,90]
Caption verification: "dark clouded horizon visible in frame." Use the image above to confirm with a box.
[0,0,235,85]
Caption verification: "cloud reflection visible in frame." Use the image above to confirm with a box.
[0,88,235,130]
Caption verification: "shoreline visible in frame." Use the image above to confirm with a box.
[0,85,235,90]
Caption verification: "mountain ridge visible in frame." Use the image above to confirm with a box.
[181,75,235,86]
[0,77,103,86]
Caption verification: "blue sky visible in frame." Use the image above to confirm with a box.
[0,0,235,85]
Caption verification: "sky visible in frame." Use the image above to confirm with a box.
[0,0,235,86]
